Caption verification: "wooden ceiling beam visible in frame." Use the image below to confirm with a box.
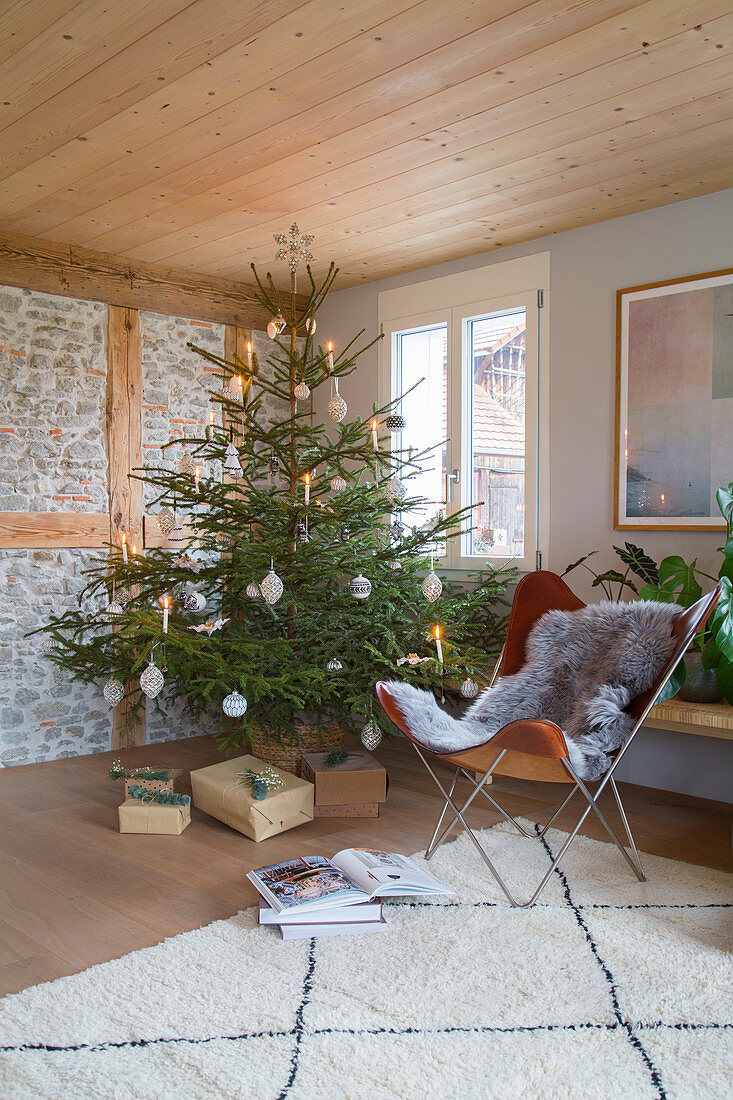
[0,230,283,327]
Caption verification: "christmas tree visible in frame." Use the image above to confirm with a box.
[39,227,516,758]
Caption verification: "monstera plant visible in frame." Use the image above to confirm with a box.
[638,484,733,704]
[563,485,733,703]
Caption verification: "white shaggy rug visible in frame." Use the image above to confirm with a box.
[0,820,731,1100]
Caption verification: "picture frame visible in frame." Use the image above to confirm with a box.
[614,267,733,531]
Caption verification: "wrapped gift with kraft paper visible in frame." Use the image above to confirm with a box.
[123,767,181,799]
[300,751,388,818]
[190,755,314,841]
[118,796,191,835]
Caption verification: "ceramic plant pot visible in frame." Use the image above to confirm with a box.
[677,651,724,704]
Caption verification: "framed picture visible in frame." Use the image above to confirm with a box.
[615,267,733,530]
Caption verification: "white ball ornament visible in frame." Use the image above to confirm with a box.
[331,475,346,492]
[103,677,125,707]
[384,413,406,432]
[328,393,347,423]
[107,601,124,616]
[294,381,311,401]
[349,574,372,599]
[361,720,382,750]
[326,657,343,671]
[222,691,248,718]
[246,581,261,600]
[460,679,480,699]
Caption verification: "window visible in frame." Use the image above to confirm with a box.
[379,254,549,573]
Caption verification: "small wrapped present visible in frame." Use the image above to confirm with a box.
[190,754,313,841]
[118,796,190,835]
[300,751,387,810]
[109,759,182,798]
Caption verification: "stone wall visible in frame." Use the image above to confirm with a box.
[0,287,291,765]
[0,286,110,764]
[0,286,108,512]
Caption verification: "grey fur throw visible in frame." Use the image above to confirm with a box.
[385,600,681,781]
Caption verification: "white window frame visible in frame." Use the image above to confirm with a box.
[378,253,550,575]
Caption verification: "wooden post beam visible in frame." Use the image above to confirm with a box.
[0,229,297,329]
[108,305,145,748]
[0,512,110,548]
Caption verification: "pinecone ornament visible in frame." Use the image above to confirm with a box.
[361,720,382,750]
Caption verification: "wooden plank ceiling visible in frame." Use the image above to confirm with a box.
[0,0,731,290]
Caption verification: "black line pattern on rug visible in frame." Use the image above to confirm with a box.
[537,827,668,1100]
[4,1020,730,1057]
[276,938,317,1100]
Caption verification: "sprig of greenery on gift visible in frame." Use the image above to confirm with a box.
[36,245,517,752]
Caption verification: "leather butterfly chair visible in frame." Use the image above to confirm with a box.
[376,570,721,908]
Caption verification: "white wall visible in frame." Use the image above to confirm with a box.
[317,188,733,801]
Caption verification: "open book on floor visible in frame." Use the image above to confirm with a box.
[247,848,452,916]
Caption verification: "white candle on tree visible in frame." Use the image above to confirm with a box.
[121,532,128,564]
[162,596,169,634]
[304,472,311,507]
[371,419,379,451]
[327,342,334,372]
[434,625,443,667]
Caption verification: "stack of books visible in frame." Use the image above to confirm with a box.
[247,847,452,940]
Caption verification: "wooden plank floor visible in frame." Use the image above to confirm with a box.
[0,734,730,998]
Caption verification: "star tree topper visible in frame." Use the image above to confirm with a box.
[274,223,315,273]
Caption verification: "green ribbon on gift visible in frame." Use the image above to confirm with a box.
[127,785,190,807]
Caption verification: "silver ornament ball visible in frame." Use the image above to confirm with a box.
[460,679,480,699]
[330,475,346,492]
[222,690,248,718]
[246,581,261,600]
[294,381,311,401]
[326,657,343,671]
[349,574,372,599]
[384,413,406,432]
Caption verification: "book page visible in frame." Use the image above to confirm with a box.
[333,848,452,897]
[247,855,368,912]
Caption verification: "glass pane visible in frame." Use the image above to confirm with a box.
[466,307,526,557]
[393,324,447,540]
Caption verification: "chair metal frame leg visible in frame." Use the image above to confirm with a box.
[414,745,646,906]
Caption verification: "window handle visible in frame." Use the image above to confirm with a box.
[446,468,460,497]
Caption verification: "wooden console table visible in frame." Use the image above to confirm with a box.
[647,698,733,741]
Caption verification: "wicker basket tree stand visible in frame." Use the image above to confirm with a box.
[248,723,344,774]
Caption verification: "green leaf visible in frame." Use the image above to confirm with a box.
[657,660,686,703]
[561,551,598,577]
[591,569,638,594]
[701,636,721,670]
[639,582,674,603]
[710,577,733,662]
[613,542,659,586]
[715,654,733,704]
[657,556,702,607]
[716,483,733,527]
